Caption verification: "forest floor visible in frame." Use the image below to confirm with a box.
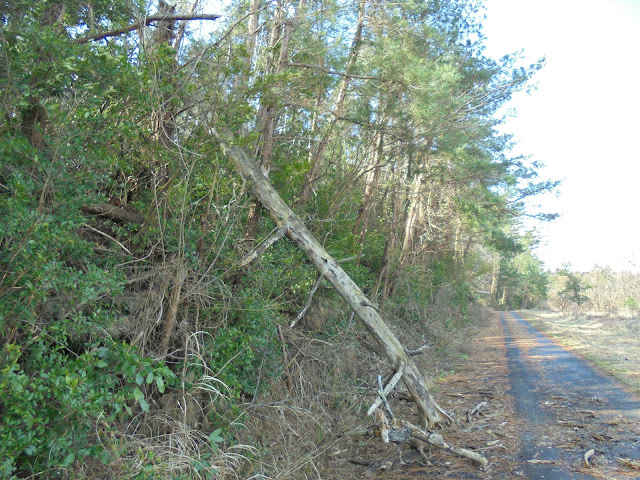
[326,311,640,479]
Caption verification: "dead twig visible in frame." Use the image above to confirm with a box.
[583,448,595,468]
[406,345,429,356]
[81,223,133,256]
[290,255,363,328]
[290,274,323,328]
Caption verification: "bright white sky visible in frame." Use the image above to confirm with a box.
[481,0,640,273]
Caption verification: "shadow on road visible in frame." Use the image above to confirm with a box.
[501,311,640,480]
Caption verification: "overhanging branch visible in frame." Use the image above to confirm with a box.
[74,14,221,44]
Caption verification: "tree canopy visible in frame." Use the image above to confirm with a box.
[0,0,556,477]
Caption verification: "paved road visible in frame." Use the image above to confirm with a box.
[501,311,640,480]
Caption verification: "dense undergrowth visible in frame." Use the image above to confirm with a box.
[0,0,553,478]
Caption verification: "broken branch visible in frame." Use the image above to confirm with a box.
[74,13,221,44]
[81,223,133,256]
[82,203,144,224]
[367,360,406,416]
[289,255,362,328]
[238,224,288,266]
[410,427,488,468]
[406,345,429,356]
[290,273,323,328]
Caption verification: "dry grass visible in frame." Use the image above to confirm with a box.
[236,322,384,479]
[233,300,495,479]
[518,310,640,392]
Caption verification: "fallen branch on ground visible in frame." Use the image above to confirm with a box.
[373,409,488,468]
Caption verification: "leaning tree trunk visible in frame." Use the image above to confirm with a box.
[353,129,384,246]
[245,0,301,243]
[297,0,367,206]
[212,125,450,429]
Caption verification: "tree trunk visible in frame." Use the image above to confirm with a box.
[212,125,450,429]
[245,0,301,242]
[377,167,401,302]
[246,0,260,70]
[453,220,463,263]
[354,130,384,245]
[148,0,178,186]
[297,0,366,206]
[399,172,426,267]
[490,256,500,305]
[150,0,177,150]
[159,261,188,356]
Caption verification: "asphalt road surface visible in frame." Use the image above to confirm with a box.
[501,311,640,480]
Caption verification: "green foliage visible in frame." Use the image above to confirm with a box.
[0,165,175,476]
[557,267,592,307]
[0,4,176,477]
[0,338,175,478]
[489,230,550,310]
[622,297,638,310]
[190,428,224,479]
[198,290,281,398]
[0,0,559,478]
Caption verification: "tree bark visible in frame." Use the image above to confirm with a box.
[376,166,401,302]
[399,172,426,267]
[490,255,500,305]
[297,0,367,206]
[245,0,302,242]
[246,0,261,71]
[212,125,450,429]
[354,130,384,245]
[82,203,144,225]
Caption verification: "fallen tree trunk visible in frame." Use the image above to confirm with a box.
[211,125,450,428]
[82,203,144,225]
